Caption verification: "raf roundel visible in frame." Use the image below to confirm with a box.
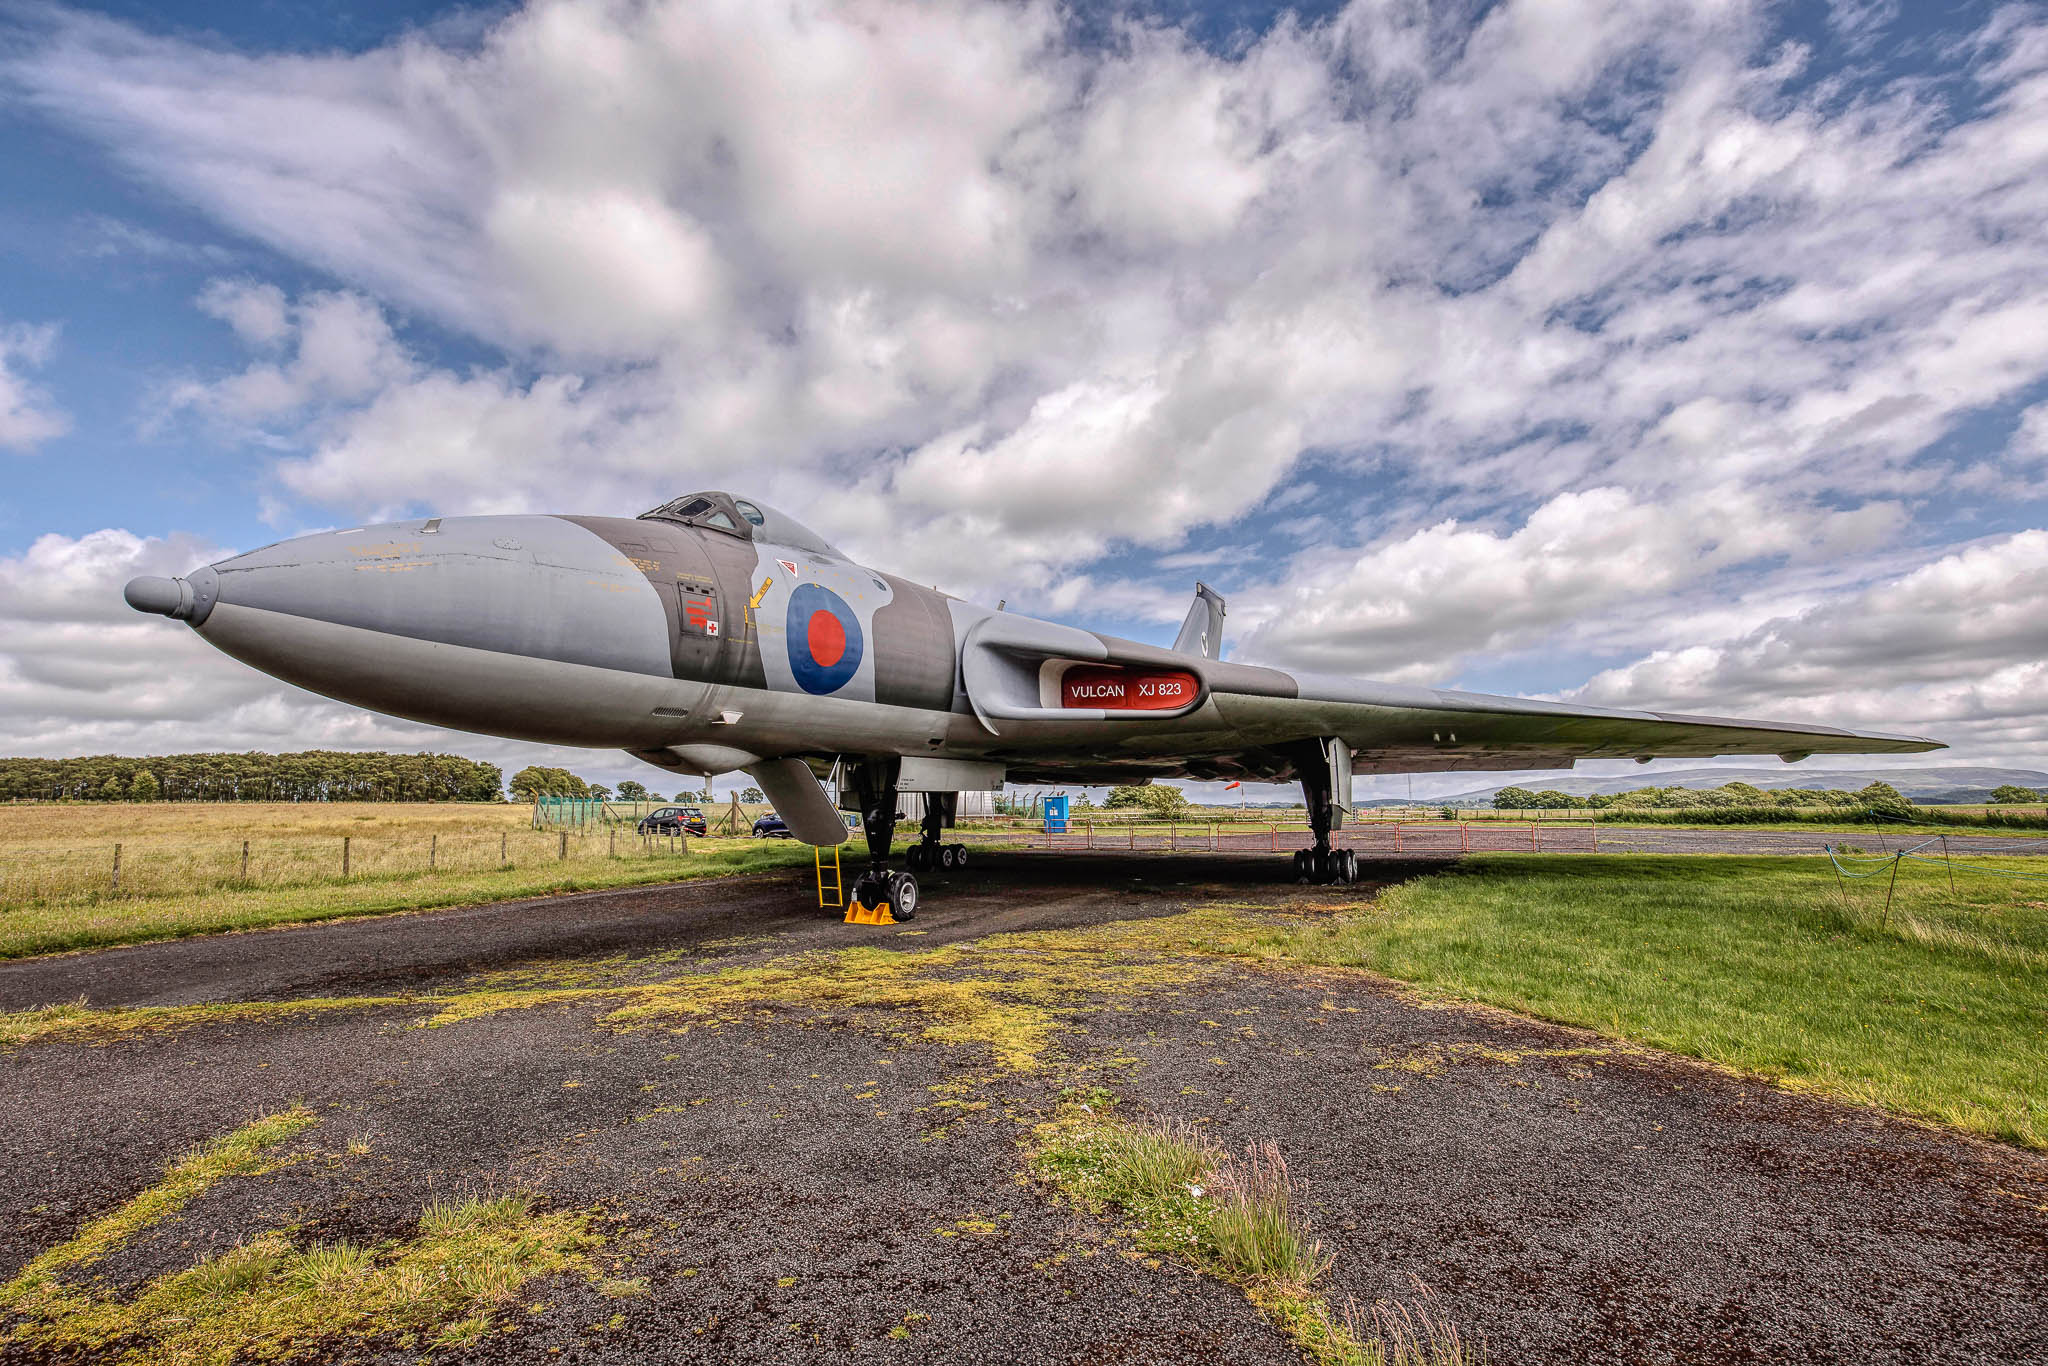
[786,583,864,694]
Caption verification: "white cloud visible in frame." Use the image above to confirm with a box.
[2009,402,2048,469]
[1563,531,2048,749]
[1233,484,1910,680]
[196,278,289,346]
[172,285,414,422]
[0,321,70,452]
[5,2,2048,771]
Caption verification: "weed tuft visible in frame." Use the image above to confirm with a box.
[1033,1113,1438,1365]
[285,1241,375,1292]
[1208,1140,1331,1290]
[183,1237,289,1300]
[1335,1279,1489,1366]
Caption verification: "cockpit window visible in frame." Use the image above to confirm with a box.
[639,490,842,556]
[639,492,749,538]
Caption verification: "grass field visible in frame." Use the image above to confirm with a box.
[1243,854,2048,1148]
[0,802,814,959]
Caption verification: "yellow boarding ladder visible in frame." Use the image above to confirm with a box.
[814,843,844,909]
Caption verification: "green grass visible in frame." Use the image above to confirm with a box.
[0,838,816,960]
[1032,1113,1479,1366]
[0,1105,597,1362]
[1245,855,2048,1148]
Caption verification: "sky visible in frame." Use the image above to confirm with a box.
[1,0,2045,802]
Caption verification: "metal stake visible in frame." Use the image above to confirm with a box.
[1880,853,1901,927]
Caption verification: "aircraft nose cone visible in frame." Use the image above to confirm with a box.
[122,567,220,625]
[124,576,182,616]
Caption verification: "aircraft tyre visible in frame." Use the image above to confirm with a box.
[888,870,918,920]
[1292,849,1312,883]
[950,843,967,867]
[1336,849,1357,884]
[906,844,929,872]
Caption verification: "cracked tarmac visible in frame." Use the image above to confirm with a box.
[2,852,2043,1363]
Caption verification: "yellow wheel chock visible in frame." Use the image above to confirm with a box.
[844,897,898,926]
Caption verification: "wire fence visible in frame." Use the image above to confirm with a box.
[1823,835,2048,927]
[0,825,712,908]
[949,818,1601,857]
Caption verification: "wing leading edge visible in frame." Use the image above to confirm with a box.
[1203,671,1942,778]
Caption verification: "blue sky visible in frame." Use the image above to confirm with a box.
[2,0,2046,798]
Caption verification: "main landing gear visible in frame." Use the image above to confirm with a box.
[906,793,968,874]
[1291,737,1360,886]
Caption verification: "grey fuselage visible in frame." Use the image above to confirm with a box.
[133,499,1296,786]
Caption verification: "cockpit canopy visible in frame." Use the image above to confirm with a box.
[638,491,842,557]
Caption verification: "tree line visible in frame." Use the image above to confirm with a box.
[0,751,504,803]
[507,769,763,805]
[1492,781,1906,811]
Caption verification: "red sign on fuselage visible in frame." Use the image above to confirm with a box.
[1060,666,1199,711]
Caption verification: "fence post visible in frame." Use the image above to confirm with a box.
[112,842,121,892]
[1530,823,1538,852]
[342,836,350,878]
[430,833,437,870]
[1460,823,1469,855]
[559,831,568,861]
[609,828,616,858]
[241,839,250,881]
[501,832,508,865]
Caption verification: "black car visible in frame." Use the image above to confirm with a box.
[751,812,792,839]
[638,805,708,836]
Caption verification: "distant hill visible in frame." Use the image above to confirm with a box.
[1427,766,2048,806]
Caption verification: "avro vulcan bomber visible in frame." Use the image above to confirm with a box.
[126,491,1942,917]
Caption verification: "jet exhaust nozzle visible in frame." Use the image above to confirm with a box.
[124,569,219,625]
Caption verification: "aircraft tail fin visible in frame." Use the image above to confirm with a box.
[1172,582,1227,659]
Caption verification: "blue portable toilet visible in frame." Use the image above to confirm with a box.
[1043,794,1071,833]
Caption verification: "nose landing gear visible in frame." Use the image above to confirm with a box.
[846,758,916,922]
